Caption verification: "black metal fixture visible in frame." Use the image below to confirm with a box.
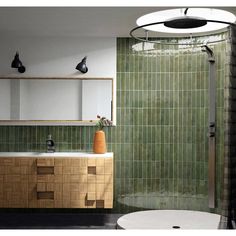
[76,56,88,73]
[11,51,26,73]
[163,8,207,29]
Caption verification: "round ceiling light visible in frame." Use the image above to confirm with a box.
[136,8,236,34]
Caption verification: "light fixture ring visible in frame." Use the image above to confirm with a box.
[130,8,236,46]
[130,19,236,46]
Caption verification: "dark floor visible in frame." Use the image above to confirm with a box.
[0,213,123,229]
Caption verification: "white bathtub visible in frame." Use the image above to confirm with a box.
[117,210,220,229]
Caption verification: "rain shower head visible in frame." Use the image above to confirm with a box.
[164,16,207,29]
[164,9,207,29]
[164,8,207,29]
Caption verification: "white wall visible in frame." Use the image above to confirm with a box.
[0,35,116,78]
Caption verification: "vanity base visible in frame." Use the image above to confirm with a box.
[0,154,113,209]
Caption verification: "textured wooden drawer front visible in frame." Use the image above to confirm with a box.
[34,158,55,207]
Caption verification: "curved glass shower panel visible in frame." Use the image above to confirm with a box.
[116,33,227,213]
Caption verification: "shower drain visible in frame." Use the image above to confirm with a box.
[172,226,181,229]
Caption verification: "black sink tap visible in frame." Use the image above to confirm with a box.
[46,134,55,153]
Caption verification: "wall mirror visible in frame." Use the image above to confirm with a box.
[0,77,116,126]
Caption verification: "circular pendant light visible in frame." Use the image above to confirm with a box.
[135,8,236,35]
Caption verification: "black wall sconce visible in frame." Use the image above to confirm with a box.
[76,56,88,73]
[11,51,26,73]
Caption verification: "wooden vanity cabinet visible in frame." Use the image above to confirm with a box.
[0,155,113,209]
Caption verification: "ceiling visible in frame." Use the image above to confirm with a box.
[0,7,236,37]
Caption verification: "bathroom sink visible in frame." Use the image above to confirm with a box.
[0,152,113,158]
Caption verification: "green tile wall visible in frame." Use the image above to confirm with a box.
[0,33,228,214]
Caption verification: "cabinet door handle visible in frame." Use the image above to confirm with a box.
[88,166,96,174]
[37,191,54,200]
[37,166,54,175]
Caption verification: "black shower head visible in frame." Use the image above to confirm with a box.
[164,16,207,29]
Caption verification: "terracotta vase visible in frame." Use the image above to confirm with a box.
[93,130,107,154]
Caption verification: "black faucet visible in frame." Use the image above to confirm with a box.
[46,134,55,153]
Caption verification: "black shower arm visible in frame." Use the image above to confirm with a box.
[202,45,215,61]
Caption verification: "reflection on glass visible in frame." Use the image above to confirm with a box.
[0,78,113,123]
